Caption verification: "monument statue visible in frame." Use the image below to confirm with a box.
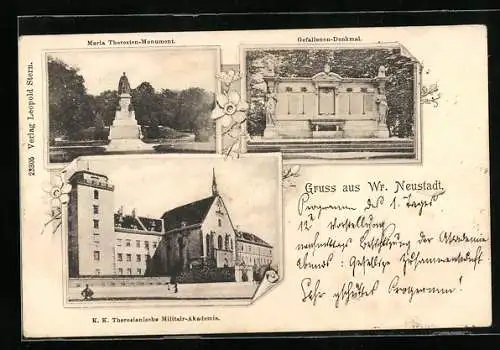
[264,84,278,126]
[106,72,153,152]
[118,72,132,95]
[378,65,387,78]
[376,93,388,125]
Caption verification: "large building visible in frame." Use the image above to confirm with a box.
[67,169,273,281]
[67,170,163,277]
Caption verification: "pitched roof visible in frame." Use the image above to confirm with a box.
[138,216,163,233]
[235,230,273,248]
[161,196,217,232]
[114,213,163,234]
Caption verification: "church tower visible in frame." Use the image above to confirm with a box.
[212,168,218,197]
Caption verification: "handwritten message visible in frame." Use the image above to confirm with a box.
[294,179,488,308]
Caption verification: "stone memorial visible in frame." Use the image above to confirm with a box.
[107,73,153,152]
[260,63,391,139]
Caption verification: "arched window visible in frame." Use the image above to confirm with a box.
[206,234,210,256]
[217,235,223,250]
[224,235,229,250]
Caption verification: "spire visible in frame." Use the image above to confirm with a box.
[212,168,218,196]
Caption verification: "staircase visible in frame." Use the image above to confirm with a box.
[247,138,416,160]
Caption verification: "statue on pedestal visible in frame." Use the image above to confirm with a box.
[376,93,388,125]
[265,89,277,126]
[117,72,131,95]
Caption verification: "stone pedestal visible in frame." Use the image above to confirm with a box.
[108,94,141,140]
[109,120,141,140]
[106,93,154,152]
[263,125,279,138]
[374,125,390,138]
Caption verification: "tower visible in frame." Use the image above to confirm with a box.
[67,171,116,277]
[212,168,218,197]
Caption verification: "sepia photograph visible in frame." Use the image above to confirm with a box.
[241,43,422,162]
[46,47,221,164]
[61,154,282,304]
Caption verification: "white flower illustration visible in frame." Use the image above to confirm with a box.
[43,174,72,207]
[41,173,71,234]
[211,90,249,128]
[216,69,242,85]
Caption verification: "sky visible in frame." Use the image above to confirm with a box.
[48,48,219,95]
[66,155,281,252]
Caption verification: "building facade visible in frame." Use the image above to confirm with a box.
[68,171,163,277]
[235,230,273,267]
[67,169,273,281]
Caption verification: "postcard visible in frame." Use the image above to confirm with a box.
[19,24,491,338]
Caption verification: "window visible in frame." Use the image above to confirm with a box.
[93,251,100,261]
[95,269,100,275]
[136,254,141,262]
[144,241,149,249]
[360,87,368,93]
[117,253,123,262]
[127,268,132,275]
[346,87,353,92]
[126,254,131,262]
[93,205,99,215]
[94,190,99,199]
[93,219,99,229]
[118,268,123,275]
[301,87,308,92]
[137,268,142,275]
[217,235,223,250]
[117,239,122,246]
[125,239,131,247]
[136,240,140,248]
[224,235,229,250]
[218,218,222,227]
[145,254,151,262]
[230,238,233,250]
[93,234,100,243]
[152,241,157,249]
[285,86,293,92]
[206,234,210,255]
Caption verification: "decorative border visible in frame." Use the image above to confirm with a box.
[212,69,250,158]
[41,170,71,235]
